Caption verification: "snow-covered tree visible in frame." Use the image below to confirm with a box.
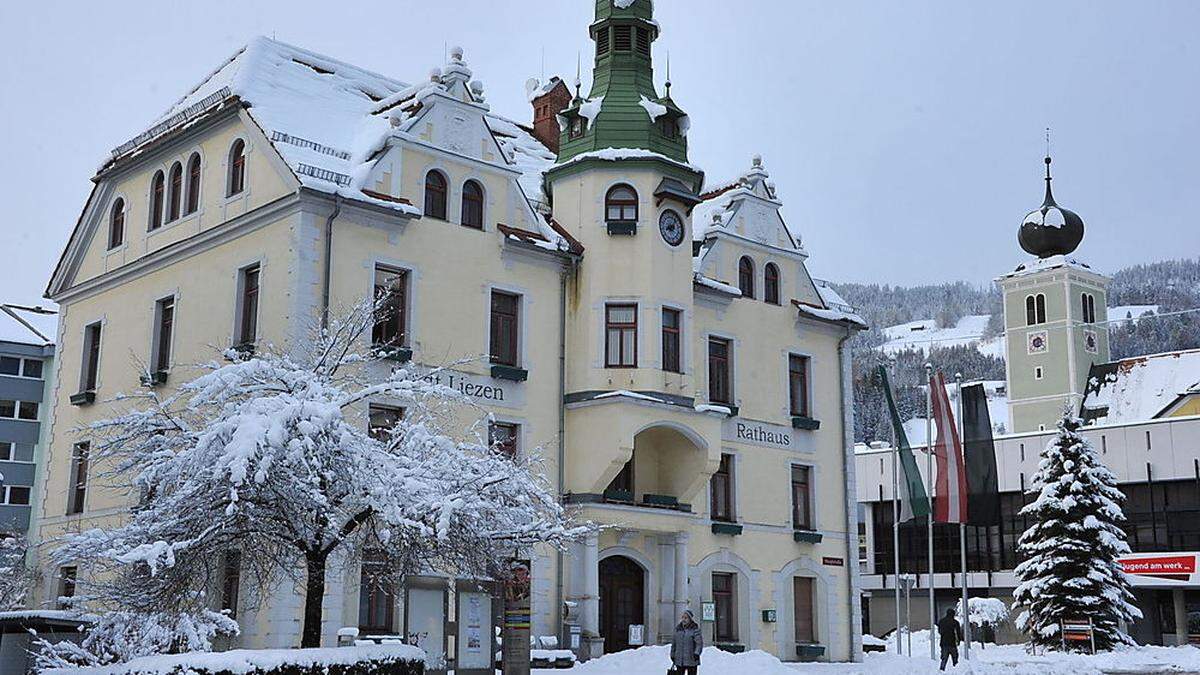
[1012,414,1140,651]
[48,301,588,662]
[0,534,34,610]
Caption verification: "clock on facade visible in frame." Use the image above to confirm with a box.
[1084,329,1098,354]
[659,209,684,246]
[1027,330,1048,355]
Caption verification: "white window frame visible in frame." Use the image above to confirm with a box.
[1,485,31,506]
[0,356,43,380]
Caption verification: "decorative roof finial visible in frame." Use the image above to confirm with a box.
[665,51,672,97]
[574,52,582,100]
[1042,127,1055,206]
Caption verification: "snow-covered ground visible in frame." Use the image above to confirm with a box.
[879,304,1159,360]
[529,639,1200,674]
[1108,304,1159,326]
[881,315,1003,358]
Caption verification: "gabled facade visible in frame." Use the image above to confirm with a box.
[33,1,864,666]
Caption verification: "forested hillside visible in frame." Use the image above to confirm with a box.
[837,258,1200,442]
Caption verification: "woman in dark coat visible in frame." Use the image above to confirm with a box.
[670,609,703,674]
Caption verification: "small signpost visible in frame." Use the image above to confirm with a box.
[1060,617,1096,654]
[701,602,716,622]
[502,559,532,675]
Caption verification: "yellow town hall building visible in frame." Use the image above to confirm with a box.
[33,0,865,665]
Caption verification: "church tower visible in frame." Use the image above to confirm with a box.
[998,155,1110,433]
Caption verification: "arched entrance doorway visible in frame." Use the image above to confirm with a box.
[599,555,645,653]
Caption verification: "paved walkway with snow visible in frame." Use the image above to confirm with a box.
[529,641,1200,674]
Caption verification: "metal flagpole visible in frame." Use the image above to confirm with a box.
[925,363,936,661]
[955,373,971,659]
[892,441,903,656]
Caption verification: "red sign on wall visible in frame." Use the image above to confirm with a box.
[1120,554,1197,582]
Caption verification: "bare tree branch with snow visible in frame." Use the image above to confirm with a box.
[47,300,588,664]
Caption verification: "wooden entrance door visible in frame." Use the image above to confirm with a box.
[599,555,645,653]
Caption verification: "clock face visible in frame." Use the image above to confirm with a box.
[659,210,685,246]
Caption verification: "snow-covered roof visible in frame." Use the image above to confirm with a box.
[997,254,1102,281]
[1082,349,1200,424]
[106,37,560,227]
[813,280,866,326]
[0,303,57,346]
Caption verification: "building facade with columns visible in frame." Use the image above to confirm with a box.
[33,0,864,665]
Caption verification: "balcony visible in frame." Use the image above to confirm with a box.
[564,395,723,521]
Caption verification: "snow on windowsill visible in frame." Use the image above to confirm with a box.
[693,273,742,297]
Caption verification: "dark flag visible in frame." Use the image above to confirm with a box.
[961,383,1000,526]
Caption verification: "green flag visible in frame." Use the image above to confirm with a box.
[878,365,930,521]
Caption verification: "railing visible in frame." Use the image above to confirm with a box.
[111,87,232,159]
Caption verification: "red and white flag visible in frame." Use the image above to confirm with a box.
[931,371,968,524]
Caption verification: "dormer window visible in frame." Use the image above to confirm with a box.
[659,116,678,139]
[605,185,638,223]
[569,116,587,140]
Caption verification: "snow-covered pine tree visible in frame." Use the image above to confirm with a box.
[44,300,589,665]
[1013,414,1140,651]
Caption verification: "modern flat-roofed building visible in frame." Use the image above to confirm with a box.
[0,304,56,537]
[856,155,1200,647]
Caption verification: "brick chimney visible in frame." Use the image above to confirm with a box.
[527,77,572,155]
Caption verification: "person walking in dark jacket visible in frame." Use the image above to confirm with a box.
[937,607,964,670]
[670,609,703,674]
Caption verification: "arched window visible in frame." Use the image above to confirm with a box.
[108,199,125,250]
[1025,295,1036,326]
[605,184,637,223]
[227,140,246,197]
[185,153,201,215]
[764,263,780,305]
[461,180,483,229]
[1081,292,1097,323]
[1036,293,1047,324]
[167,162,182,222]
[738,256,755,299]
[149,171,165,230]
[423,170,447,220]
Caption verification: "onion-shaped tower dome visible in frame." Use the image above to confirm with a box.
[1018,156,1085,258]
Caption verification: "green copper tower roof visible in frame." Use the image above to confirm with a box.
[555,0,690,164]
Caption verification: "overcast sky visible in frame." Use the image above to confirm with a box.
[2,0,1197,306]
